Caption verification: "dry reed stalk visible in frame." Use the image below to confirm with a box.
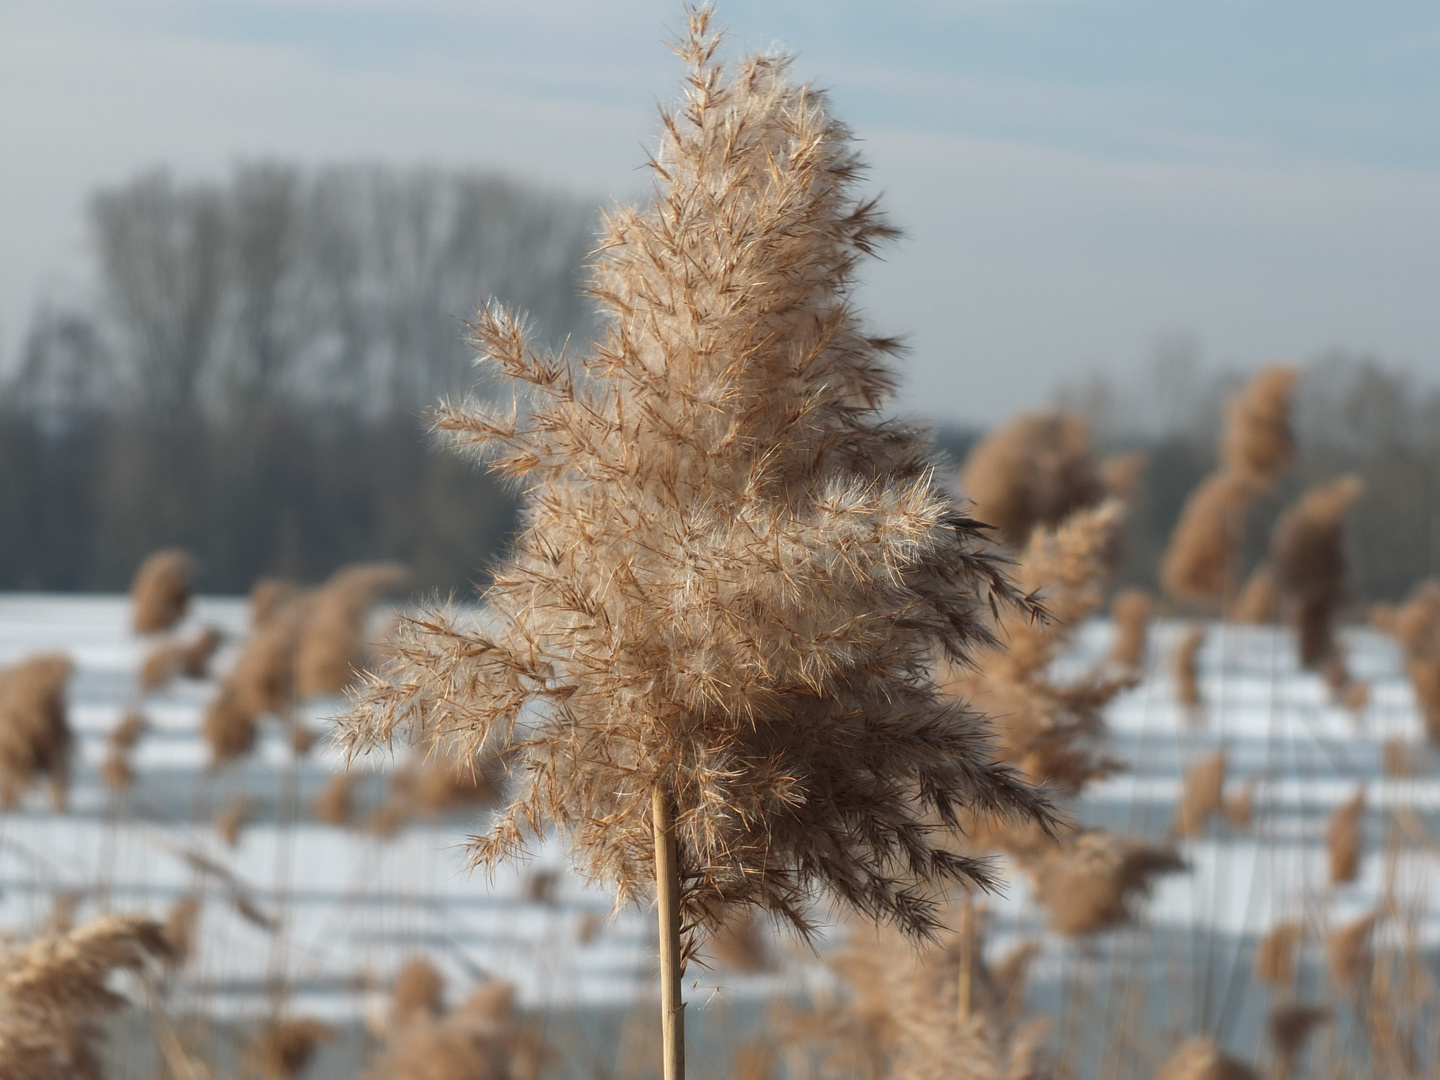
[959,411,1105,547]
[1326,912,1376,988]
[392,957,445,1027]
[1387,580,1440,740]
[1267,1004,1327,1080]
[1254,920,1302,987]
[180,627,222,678]
[1268,475,1364,669]
[101,751,133,794]
[1223,777,1256,830]
[249,1017,333,1080]
[215,795,253,848]
[0,653,74,810]
[1220,366,1300,486]
[1160,471,1257,607]
[162,896,200,969]
[0,913,172,1077]
[312,772,356,826]
[111,709,147,750]
[1233,564,1278,624]
[344,7,1052,971]
[1172,626,1206,714]
[1029,830,1185,936]
[1326,788,1365,885]
[294,562,408,699]
[1109,589,1154,672]
[1174,748,1226,838]
[1154,1037,1259,1080]
[138,627,219,694]
[131,548,194,634]
[1100,451,1147,501]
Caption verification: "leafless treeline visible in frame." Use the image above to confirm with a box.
[0,163,600,592]
[1063,355,1440,602]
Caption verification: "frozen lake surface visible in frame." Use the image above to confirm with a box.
[0,594,1434,1046]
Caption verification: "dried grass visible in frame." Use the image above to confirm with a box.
[162,896,201,969]
[342,15,1054,951]
[1219,365,1299,487]
[1100,452,1147,501]
[1109,589,1153,672]
[1160,471,1257,607]
[1254,920,1302,987]
[703,910,770,973]
[959,412,1105,547]
[1267,1003,1328,1078]
[131,548,194,634]
[312,772,356,826]
[202,684,258,766]
[0,653,74,810]
[1388,580,1440,740]
[249,1017,333,1080]
[1174,749,1226,838]
[1326,787,1364,885]
[392,957,446,1027]
[1030,830,1185,936]
[1269,475,1364,669]
[294,563,408,699]
[1172,626,1206,714]
[1326,911,1376,988]
[1154,1037,1259,1080]
[1232,564,1277,624]
[1223,777,1255,830]
[215,795,253,848]
[0,914,171,1078]
[358,980,523,1080]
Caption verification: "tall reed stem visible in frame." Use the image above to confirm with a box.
[957,895,974,1024]
[652,783,685,1080]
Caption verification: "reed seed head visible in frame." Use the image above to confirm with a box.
[131,548,194,634]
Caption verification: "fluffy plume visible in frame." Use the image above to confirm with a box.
[1109,588,1153,672]
[1267,1004,1327,1079]
[1232,564,1277,624]
[0,654,74,810]
[295,563,408,699]
[1160,472,1257,607]
[0,914,172,1078]
[341,16,1053,951]
[1220,366,1299,486]
[1172,626,1206,714]
[131,548,194,635]
[1029,830,1185,936]
[959,412,1104,548]
[202,684,259,766]
[1326,911,1376,988]
[248,1017,333,1080]
[1268,475,1364,669]
[1100,451,1147,501]
[1254,920,1302,987]
[1325,788,1364,885]
[251,578,301,628]
[1154,1037,1259,1080]
[392,957,446,1027]
[1174,749,1226,838]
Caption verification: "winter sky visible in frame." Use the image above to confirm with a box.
[4,0,1439,425]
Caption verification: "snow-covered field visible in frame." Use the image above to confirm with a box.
[0,595,1435,1045]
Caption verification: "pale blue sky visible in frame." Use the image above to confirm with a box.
[4,0,1439,422]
